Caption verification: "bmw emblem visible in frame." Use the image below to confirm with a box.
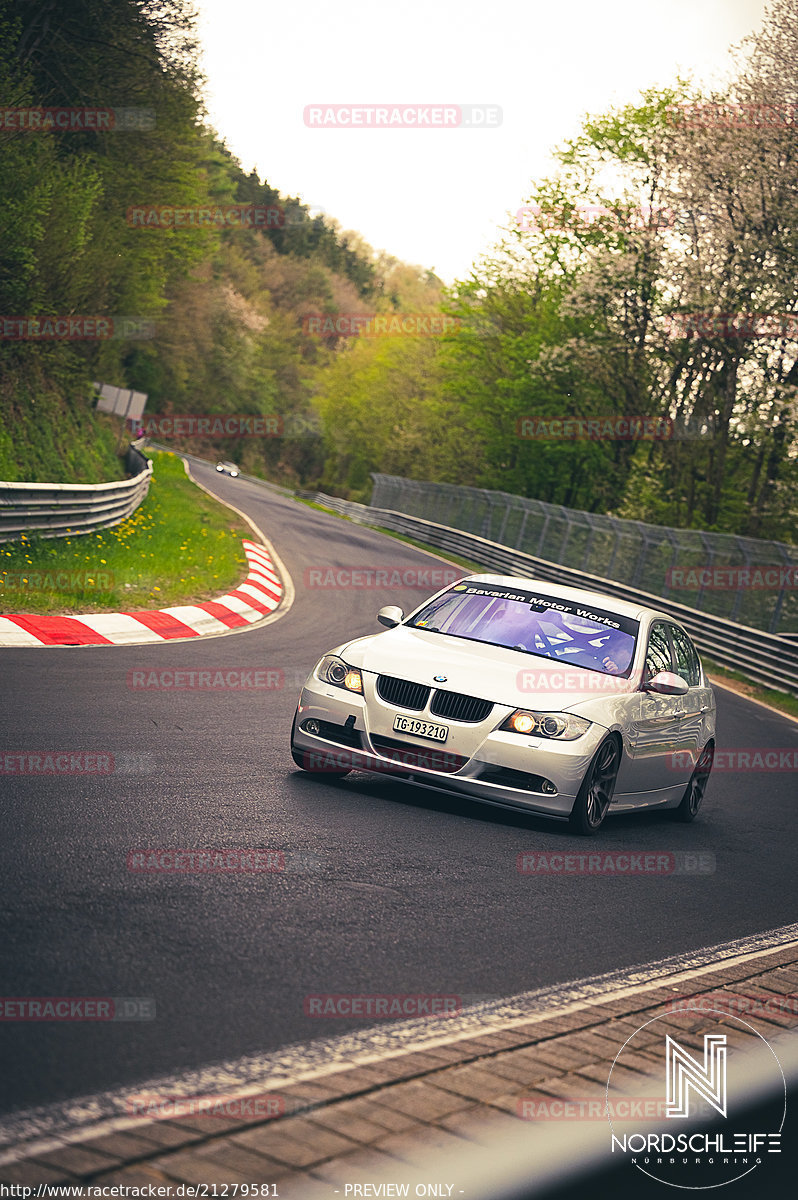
[433,674,447,682]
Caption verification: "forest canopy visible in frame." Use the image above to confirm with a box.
[1,0,796,541]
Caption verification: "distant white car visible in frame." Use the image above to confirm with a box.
[290,575,716,834]
[215,461,239,477]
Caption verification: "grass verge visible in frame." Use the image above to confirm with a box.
[292,499,485,573]
[0,450,249,615]
[369,526,484,574]
[702,657,798,720]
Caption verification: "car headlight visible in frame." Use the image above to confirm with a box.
[316,654,363,694]
[501,710,591,740]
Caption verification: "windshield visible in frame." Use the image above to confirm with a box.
[409,583,639,676]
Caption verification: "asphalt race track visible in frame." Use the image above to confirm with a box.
[2,459,797,1120]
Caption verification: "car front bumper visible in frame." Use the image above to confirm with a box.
[292,674,612,821]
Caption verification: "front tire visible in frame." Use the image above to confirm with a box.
[290,710,351,778]
[673,742,713,822]
[569,736,621,835]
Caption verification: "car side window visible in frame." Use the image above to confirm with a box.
[644,622,672,683]
[669,625,700,687]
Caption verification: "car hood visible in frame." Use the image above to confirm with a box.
[338,624,633,712]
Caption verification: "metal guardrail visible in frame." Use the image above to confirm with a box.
[370,475,798,637]
[0,443,153,542]
[299,490,798,697]
[134,454,798,696]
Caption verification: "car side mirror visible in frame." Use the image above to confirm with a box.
[377,605,404,628]
[644,670,689,696]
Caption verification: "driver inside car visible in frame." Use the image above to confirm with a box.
[591,629,633,674]
[489,603,538,650]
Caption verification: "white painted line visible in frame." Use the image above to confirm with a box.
[1,922,795,1161]
[213,593,262,617]
[248,565,280,585]
[157,605,235,636]
[243,544,277,569]
[249,566,281,588]
[74,613,167,644]
[234,582,280,608]
[0,619,47,647]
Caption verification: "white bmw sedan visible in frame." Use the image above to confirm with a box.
[290,575,716,834]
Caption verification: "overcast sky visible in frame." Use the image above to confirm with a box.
[195,0,768,283]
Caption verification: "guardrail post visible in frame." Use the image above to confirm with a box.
[514,508,529,550]
[728,538,751,625]
[659,530,680,600]
[496,498,513,547]
[361,473,797,642]
[558,511,574,564]
[535,513,552,557]
[766,545,794,635]
[695,533,716,613]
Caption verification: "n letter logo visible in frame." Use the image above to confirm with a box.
[666,1034,727,1119]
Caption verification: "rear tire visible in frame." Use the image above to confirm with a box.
[569,736,621,836]
[673,742,713,822]
[290,710,351,777]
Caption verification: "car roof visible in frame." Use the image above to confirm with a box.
[459,574,672,625]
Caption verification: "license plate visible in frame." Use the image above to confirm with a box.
[392,715,449,743]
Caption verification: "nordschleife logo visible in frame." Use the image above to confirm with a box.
[606,1010,785,1189]
[666,1034,727,1119]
